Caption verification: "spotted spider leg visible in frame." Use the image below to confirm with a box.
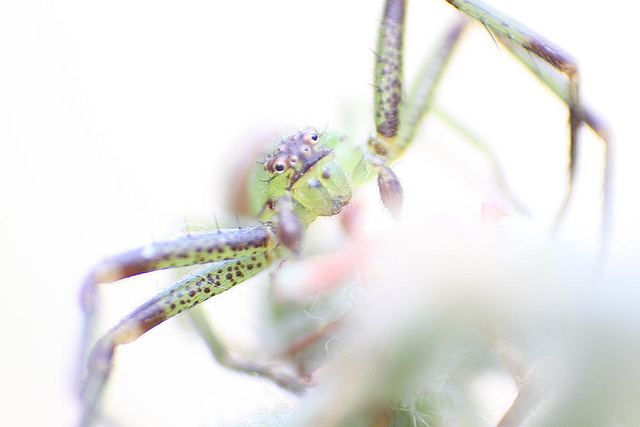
[78,225,278,426]
[355,0,469,219]
[370,1,470,162]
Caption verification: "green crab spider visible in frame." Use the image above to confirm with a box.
[78,0,610,425]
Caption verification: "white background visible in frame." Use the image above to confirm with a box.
[1,1,638,425]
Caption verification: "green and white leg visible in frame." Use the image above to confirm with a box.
[78,225,277,426]
[365,0,469,217]
[187,307,309,394]
[369,7,530,216]
[444,0,611,231]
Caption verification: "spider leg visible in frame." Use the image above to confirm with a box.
[78,225,277,426]
[395,18,470,159]
[79,254,273,426]
[371,0,405,154]
[79,225,276,340]
[187,307,309,395]
[444,0,611,237]
[493,33,612,241]
[366,1,469,218]
[81,225,275,307]
[371,2,470,160]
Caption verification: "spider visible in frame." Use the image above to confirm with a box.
[78,0,610,425]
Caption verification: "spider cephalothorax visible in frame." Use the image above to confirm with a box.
[259,128,352,224]
[260,128,353,252]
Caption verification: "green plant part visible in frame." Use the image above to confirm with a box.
[78,0,611,425]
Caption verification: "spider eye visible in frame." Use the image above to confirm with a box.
[289,155,298,164]
[303,130,319,144]
[274,162,285,172]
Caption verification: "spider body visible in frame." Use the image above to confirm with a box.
[78,1,610,425]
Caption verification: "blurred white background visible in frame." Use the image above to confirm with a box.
[1,0,638,425]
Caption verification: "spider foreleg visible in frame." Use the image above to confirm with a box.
[368,1,468,217]
[78,224,278,425]
[372,0,405,149]
[79,225,276,341]
[80,254,273,426]
[81,225,276,305]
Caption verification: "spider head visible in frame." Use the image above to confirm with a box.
[265,128,330,181]
[264,127,352,218]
